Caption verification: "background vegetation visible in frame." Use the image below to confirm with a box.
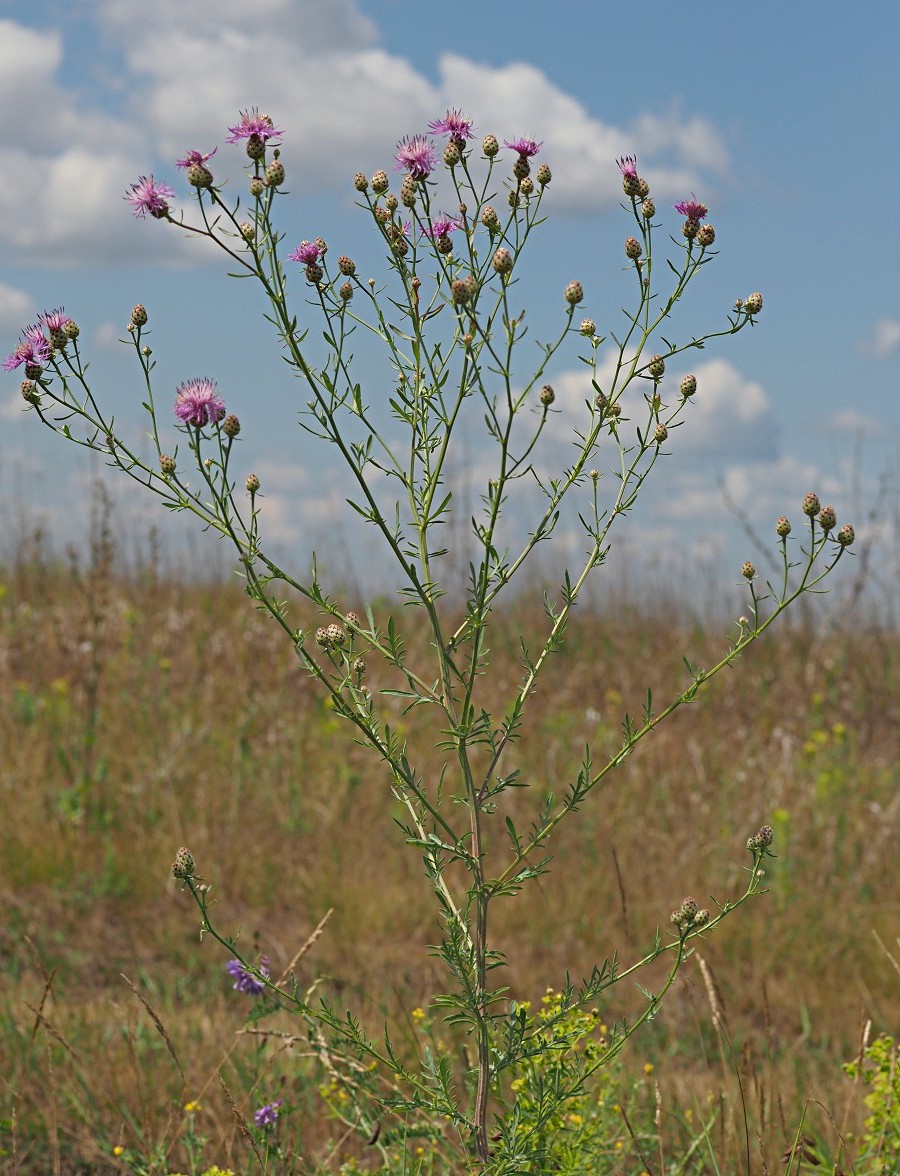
[2,496,899,1174]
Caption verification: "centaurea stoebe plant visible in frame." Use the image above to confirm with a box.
[14,108,857,1172]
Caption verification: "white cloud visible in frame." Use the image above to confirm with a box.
[0,4,732,267]
[0,282,36,334]
[861,317,900,360]
[822,408,882,438]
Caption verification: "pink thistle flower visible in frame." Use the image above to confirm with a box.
[617,155,638,178]
[674,196,709,220]
[174,377,226,427]
[504,137,543,158]
[394,135,438,180]
[287,240,321,265]
[424,214,460,239]
[427,108,475,140]
[39,307,72,334]
[125,175,175,219]
[176,147,217,169]
[227,108,282,144]
[3,323,51,371]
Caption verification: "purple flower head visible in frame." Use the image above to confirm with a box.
[176,147,217,170]
[394,134,438,180]
[226,956,270,996]
[617,155,638,178]
[287,240,321,265]
[3,323,51,372]
[40,307,72,334]
[125,175,175,220]
[253,1099,283,1129]
[227,108,282,145]
[174,377,226,428]
[427,108,475,140]
[674,196,709,221]
[504,137,543,158]
[424,214,460,239]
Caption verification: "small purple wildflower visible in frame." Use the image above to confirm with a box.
[424,214,460,239]
[394,134,438,180]
[227,108,282,144]
[176,147,217,170]
[674,196,709,220]
[125,175,175,220]
[3,323,51,372]
[504,137,543,158]
[427,108,475,140]
[40,308,72,334]
[617,155,638,178]
[253,1099,283,1129]
[174,378,226,428]
[287,240,321,265]
[226,956,270,996]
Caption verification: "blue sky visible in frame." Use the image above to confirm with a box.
[2,0,898,607]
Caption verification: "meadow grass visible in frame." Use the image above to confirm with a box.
[2,523,899,1174]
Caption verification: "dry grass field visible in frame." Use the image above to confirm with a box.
[2,514,899,1173]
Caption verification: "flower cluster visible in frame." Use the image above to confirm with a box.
[226,956,270,996]
[253,1099,283,1128]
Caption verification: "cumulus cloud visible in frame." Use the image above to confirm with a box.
[0,283,36,335]
[0,2,731,267]
[860,317,900,359]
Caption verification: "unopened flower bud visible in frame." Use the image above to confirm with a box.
[305,262,323,284]
[818,505,837,532]
[385,193,398,212]
[482,134,499,157]
[536,162,551,186]
[694,909,710,927]
[757,824,774,847]
[325,623,345,647]
[24,361,43,380]
[315,626,329,647]
[565,281,584,305]
[642,198,656,219]
[681,896,699,920]
[519,176,534,196]
[622,172,642,197]
[802,492,820,516]
[249,175,265,198]
[452,279,471,305]
[481,205,500,232]
[336,256,356,278]
[492,247,513,274]
[371,170,389,194]
[340,281,354,301]
[775,516,792,538]
[680,374,697,397]
[580,318,596,336]
[172,847,195,879]
[507,190,520,209]
[637,178,650,200]
[443,140,461,166]
[744,292,763,315]
[131,304,148,327]
[62,319,79,341]
[188,163,214,189]
[653,423,668,444]
[345,611,360,628]
[837,523,855,547]
[513,155,530,182]
[353,171,368,192]
[160,454,176,475]
[625,236,642,260]
[246,473,260,493]
[540,384,555,407]
[353,656,366,677]
[648,354,665,379]
[373,205,389,225]
[400,175,417,207]
[265,160,285,187]
[741,560,756,580]
[223,414,241,438]
[315,237,328,256]
[697,223,716,247]
[21,380,40,404]
[239,222,256,242]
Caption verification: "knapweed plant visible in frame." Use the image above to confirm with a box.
[10,107,856,1171]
